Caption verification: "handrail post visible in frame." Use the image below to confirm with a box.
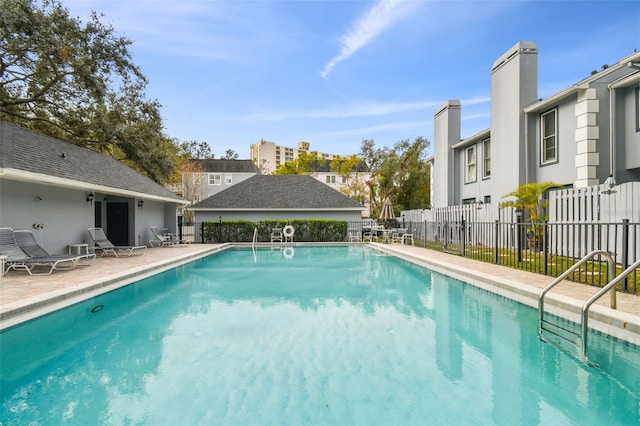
[607,255,616,310]
[543,220,548,275]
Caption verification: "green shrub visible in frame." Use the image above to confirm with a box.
[201,219,349,243]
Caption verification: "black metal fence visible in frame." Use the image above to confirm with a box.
[406,219,639,294]
[180,219,639,294]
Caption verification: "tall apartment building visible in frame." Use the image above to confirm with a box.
[250,139,339,174]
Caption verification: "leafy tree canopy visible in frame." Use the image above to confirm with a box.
[501,181,564,223]
[274,150,322,175]
[223,149,239,160]
[360,137,431,217]
[177,140,214,160]
[0,0,178,182]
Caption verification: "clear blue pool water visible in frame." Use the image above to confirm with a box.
[1,246,639,425]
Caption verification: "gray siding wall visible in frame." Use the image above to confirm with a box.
[432,101,461,207]
[532,97,578,186]
[620,85,640,175]
[0,180,178,252]
[201,172,257,198]
[1,180,96,254]
[490,41,538,204]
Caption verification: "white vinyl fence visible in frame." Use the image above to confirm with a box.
[401,182,640,263]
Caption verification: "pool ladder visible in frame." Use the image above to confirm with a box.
[538,249,640,364]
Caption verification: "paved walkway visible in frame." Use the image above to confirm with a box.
[1,243,639,344]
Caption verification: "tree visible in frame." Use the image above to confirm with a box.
[274,150,322,175]
[223,149,239,160]
[0,0,176,183]
[360,137,431,217]
[174,160,205,223]
[329,155,368,204]
[394,137,431,210]
[177,140,214,160]
[500,181,564,223]
[500,181,564,245]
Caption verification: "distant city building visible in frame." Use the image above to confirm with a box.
[250,139,339,174]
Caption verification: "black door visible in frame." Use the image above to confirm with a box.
[94,201,102,229]
[106,202,129,246]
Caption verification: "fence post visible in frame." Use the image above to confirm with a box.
[178,216,183,242]
[461,216,466,257]
[516,214,523,263]
[621,219,629,291]
[494,220,499,264]
[423,220,427,248]
[543,220,548,275]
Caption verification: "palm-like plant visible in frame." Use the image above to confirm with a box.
[501,181,564,243]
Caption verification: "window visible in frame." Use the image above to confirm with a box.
[208,173,221,185]
[341,176,347,184]
[482,139,491,179]
[465,146,477,183]
[541,109,557,164]
[325,175,336,184]
[484,195,491,204]
[225,174,232,185]
[462,197,476,205]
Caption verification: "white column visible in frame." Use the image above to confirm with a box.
[574,88,599,187]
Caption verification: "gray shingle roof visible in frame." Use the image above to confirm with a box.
[191,175,364,210]
[0,121,183,201]
[190,159,261,174]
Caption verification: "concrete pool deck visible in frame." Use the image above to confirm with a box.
[1,243,639,345]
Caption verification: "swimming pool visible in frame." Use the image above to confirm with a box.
[1,246,639,425]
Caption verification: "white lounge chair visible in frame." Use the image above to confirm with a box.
[0,228,76,275]
[88,227,147,257]
[14,229,95,266]
[149,226,189,247]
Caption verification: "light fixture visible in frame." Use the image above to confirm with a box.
[602,175,617,195]
[515,207,523,220]
[87,192,95,205]
[138,199,144,209]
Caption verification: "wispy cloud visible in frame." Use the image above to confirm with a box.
[320,0,413,79]
[308,119,431,140]
[243,97,490,121]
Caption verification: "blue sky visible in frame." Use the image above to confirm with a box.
[63,0,639,159]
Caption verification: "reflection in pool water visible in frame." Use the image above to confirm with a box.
[1,246,639,425]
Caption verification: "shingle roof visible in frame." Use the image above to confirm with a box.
[0,121,183,202]
[190,175,364,210]
[191,159,261,174]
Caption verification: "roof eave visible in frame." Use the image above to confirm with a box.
[1,168,187,204]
